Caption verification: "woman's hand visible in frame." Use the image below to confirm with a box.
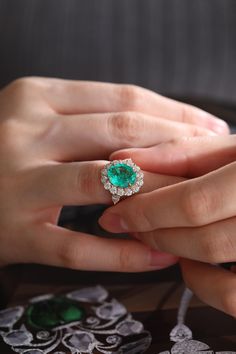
[99,135,236,315]
[2,77,225,272]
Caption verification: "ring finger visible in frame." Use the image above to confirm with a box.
[20,161,184,208]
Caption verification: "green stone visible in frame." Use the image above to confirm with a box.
[26,296,85,330]
[107,163,136,188]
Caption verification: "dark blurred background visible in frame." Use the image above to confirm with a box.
[0,0,236,124]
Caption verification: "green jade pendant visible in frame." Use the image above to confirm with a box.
[101,159,144,204]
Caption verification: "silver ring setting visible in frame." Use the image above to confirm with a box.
[101,158,144,204]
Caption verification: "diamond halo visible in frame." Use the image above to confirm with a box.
[101,159,144,204]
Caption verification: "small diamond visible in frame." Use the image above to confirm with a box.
[117,188,125,196]
[112,195,120,204]
[101,169,108,176]
[137,180,144,187]
[101,176,108,183]
[112,160,119,165]
[124,159,133,166]
[133,165,140,172]
[137,172,144,179]
[104,182,111,190]
[131,185,140,193]
[124,188,133,196]
[110,186,117,194]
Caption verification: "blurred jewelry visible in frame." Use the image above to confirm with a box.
[159,287,236,353]
[101,159,144,204]
[0,286,151,353]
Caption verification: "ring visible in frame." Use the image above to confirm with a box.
[101,158,144,204]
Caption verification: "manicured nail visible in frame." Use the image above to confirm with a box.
[198,110,229,135]
[99,213,129,233]
[211,118,230,135]
[207,115,229,135]
[150,250,178,268]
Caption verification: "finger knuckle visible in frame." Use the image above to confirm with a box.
[75,163,99,196]
[5,77,47,110]
[200,232,221,263]
[57,240,81,269]
[108,112,144,146]
[118,84,143,111]
[0,119,19,154]
[180,103,196,124]
[118,244,137,271]
[210,227,235,263]
[221,289,236,317]
[9,77,41,96]
[182,183,212,226]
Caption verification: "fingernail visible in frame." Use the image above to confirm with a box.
[198,110,229,135]
[207,115,229,135]
[99,213,129,233]
[150,250,178,268]
[211,118,230,135]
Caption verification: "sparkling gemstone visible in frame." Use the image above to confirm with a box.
[137,180,144,187]
[104,182,111,190]
[133,165,140,172]
[107,163,136,188]
[110,186,117,194]
[26,297,85,329]
[137,172,144,179]
[112,195,120,204]
[101,176,107,183]
[125,188,133,196]
[101,169,107,176]
[117,188,125,196]
[131,185,139,193]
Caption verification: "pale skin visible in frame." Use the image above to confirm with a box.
[0,78,230,303]
[99,135,236,317]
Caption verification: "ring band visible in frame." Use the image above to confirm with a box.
[101,158,144,204]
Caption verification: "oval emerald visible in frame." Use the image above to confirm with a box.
[26,297,84,330]
[107,163,136,188]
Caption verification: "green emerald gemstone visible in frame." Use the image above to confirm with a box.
[26,297,84,330]
[107,163,136,188]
